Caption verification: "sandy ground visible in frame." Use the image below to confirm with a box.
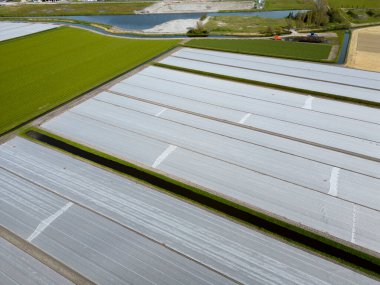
[143,17,209,34]
[139,0,254,14]
[346,26,380,73]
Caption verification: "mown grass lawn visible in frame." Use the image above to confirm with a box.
[328,0,380,8]
[0,2,150,17]
[185,39,332,61]
[0,27,178,135]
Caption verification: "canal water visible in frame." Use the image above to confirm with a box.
[51,10,304,30]
[337,31,351,64]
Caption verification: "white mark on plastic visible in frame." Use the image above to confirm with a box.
[238,113,251,124]
[152,145,177,168]
[351,204,358,244]
[27,202,73,242]
[302,96,314,110]
[155,108,167,117]
[328,167,340,196]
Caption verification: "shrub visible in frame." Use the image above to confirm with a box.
[187,21,209,37]
[366,10,375,17]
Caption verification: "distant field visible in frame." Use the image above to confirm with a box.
[0,27,178,135]
[205,16,288,34]
[0,2,150,16]
[329,0,380,8]
[344,8,380,24]
[185,39,332,61]
[264,0,314,10]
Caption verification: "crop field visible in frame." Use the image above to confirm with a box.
[2,137,379,284]
[0,26,178,135]
[329,0,380,8]
[31,46,380,270]
[0,2,151,17]
[185,39,332,61]
[264,0,314,10]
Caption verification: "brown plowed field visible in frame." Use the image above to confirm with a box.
[346,26,380,72]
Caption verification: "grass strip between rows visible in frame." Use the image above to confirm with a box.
[21,127,380,280]
[152,62,380,108]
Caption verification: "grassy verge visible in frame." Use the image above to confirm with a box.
[21,127,380,279]
[264,0,314,10]
[0,2,150,17]
[184,39,332,61]
[0,27,179,135]
[152,62,380,108]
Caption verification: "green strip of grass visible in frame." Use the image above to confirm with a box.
[21,127,380,279]
[153,62,380,108]
[185,39,332,61]
[0,2,150,17]
[0,27,179,135]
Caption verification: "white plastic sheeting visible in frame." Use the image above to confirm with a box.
[0,137,379,285]
[0,21,58,42]
[159,48,380,104]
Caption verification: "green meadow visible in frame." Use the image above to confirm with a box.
[185,39,332,61]
[0,27,178,134]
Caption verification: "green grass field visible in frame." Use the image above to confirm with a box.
[0,2,150,16]
[329,0,380,8]
[264,0,314,10]
[0,27,178,135]
[185,39,332,61]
